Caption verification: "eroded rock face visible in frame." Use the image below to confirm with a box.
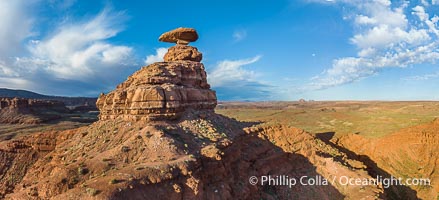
[97,28,216,121]
[164,45,202,62]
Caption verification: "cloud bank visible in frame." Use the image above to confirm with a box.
[0,2,136,96]
[208,56,273,100]
[0,1,33,60]
[309,0,439,90]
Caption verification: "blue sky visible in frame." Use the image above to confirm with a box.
[0,0,439,100]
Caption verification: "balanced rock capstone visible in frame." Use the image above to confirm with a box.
[158,27,198,45]
[96,27,216,121]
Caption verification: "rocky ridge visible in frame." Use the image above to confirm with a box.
[336,119,439,200]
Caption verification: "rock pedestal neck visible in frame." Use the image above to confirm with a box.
[96,27,217,121]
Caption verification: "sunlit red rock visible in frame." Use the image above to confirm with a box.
[97,28,216,121]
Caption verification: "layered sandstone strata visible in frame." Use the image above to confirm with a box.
[0,98,68,124]
[164,45,202,62]
[97,28,216,121]
[0,98,65,109]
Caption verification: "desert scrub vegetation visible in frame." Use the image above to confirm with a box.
[109,178,120,184]
[86,187,99,196]
[109,179,117,185]
[216,101,439,138]
[78,167,89,175]
[121,146,130,152]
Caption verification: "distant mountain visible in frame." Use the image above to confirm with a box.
[0,88,97,107]
[0,88,51,99]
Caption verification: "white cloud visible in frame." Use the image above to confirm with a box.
[0,0,33,59]
[412,6,439,36]
[208,55,261,87]
[351,25,430,49]
[22,8,133,80]
[309,1,439,90]
[144,48,167,65]
[102,46,132,64]
[0,3,137,96]
[49,0,77,10]
[358,47,376,57]
[421,0,430,6]
[0,77,31,89]
[348,1,429,49]
[232,29,247,42]
[207,55,274,100]
[403,71,439,81]
[355,15,377,25]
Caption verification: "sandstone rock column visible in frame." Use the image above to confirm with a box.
[97,27,217,121]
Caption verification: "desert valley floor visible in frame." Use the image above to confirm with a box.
[0,100,438,199]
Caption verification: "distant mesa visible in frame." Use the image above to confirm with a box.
[0,97,68,124]
[158,27,199,45]
[97,27,216,121]
[0,88,97,108]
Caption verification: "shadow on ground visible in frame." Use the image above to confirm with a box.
[316,132,419,200]
[112,115,345,199]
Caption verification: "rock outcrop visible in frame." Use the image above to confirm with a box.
[97,27,216,121]
[164,45,202,62]
[0,98,68,124]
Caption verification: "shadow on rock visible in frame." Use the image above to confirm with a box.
[316,132,419,200]
[113,115,344,200]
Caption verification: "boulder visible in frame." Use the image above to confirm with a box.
[159,27,198,45]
